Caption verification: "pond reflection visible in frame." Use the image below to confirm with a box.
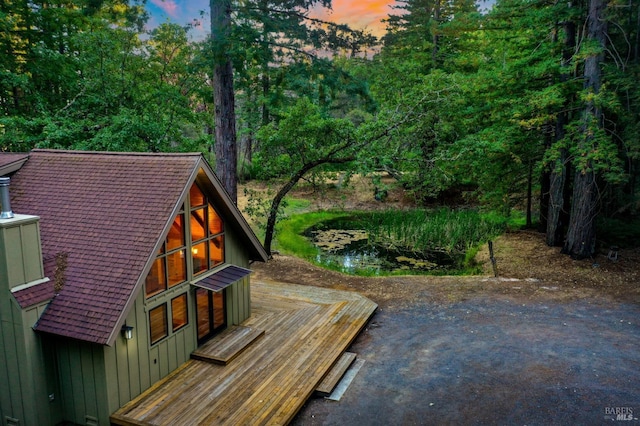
[305,218,459,275]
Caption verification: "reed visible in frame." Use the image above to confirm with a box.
[362,208,507,255]
[275,208,509,275]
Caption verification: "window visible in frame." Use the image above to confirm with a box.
[149,304,168,344]
[145,209,187,298]
[190,183,206,207]
[171,293,188,332]
[145,257,166,297]
[144,183,226,345]
[190,184,225,275]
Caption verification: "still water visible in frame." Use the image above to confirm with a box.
[304,218,459,275]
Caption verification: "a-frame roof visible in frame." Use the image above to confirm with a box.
[9,149,267,345]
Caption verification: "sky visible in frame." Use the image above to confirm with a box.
[145,0,395,40]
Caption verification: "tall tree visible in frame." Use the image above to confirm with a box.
[211,0,238,202]
[255,98,359,254]
[562,0,608,258]
[545,10,576,245]
[0,2,208,153]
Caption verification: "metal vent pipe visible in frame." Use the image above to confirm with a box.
[0,177,15,219]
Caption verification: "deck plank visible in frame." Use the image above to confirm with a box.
[190,325,265,365]
[316,352,357,396]
[111,280,377,426]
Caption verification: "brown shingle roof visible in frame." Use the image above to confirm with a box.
[0,152,29,175]
[11,150,201,345]
[12,281,55,308]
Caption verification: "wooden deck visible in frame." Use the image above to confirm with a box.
[191,325,265,365]
[111,280,377,425]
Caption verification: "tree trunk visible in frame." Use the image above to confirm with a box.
[526,159,533,228]
[546,19,575,246]
[562,0,607,259]
[260,0,271,127]
[261,73,270,126]
[546,145,569,246]
[263,157,354,255]
[432,0,441,67]
[563,168,599,258]
[538,133,551,232]
[211,0,238,203]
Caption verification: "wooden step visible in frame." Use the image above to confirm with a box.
[315,352,357,396]
[191,325,265,365]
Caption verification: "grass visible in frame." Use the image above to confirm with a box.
[274,207,511,275]
[363,208,508,254]
[273,210,351,257]
[282,197,312,215]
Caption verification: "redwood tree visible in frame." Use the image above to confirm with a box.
[562,0,607,258]
[546,17,576,246]
[211,0,238,203]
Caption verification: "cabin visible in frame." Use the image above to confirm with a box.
[0,149,268,425]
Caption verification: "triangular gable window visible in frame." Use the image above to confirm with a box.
[145,183,226,299]
[145,206,187,298]
[190,184,225,276]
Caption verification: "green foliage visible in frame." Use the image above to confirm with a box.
[230,0,377,170]
[254,97,359,179]
[0,5,210,153]
[275,208,509,275]
[362,208,508,254]
[1,0,638,256]
[243,186,281,235]
[597,217,640,249]
[243,181,312,241]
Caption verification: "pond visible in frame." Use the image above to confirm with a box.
[304,216,461,275]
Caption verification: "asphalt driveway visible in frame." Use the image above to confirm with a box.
[292,294,640,425]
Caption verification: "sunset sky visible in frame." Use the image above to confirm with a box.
[145,0,394,39]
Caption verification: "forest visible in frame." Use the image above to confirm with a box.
[2,0,639,260]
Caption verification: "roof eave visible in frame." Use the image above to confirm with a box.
[0,154,29,176]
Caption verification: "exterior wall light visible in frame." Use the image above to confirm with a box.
[122,324,134,340]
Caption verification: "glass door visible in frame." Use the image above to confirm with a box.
[195,288,226,343]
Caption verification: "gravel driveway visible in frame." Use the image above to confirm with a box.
[292,294,640,425]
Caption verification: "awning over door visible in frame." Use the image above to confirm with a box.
[191,265,252,292]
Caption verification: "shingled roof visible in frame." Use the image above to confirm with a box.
[0,152,29,175]
[9,149,267,345]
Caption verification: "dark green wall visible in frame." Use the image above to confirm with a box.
[0,215,56,425]
[0,299,59,425]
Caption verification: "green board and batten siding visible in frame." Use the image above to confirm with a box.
[0,299,58,425]
[0,215,61,425]
[224,225,252,323]
[50,338,109,425]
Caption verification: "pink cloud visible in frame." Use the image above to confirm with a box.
[149,0,179,18]
[313,0,393,37]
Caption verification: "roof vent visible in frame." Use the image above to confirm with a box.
[0,177,15,219]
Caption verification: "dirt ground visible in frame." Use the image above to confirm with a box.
[242,176,640,309]
[241,178,640,425]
